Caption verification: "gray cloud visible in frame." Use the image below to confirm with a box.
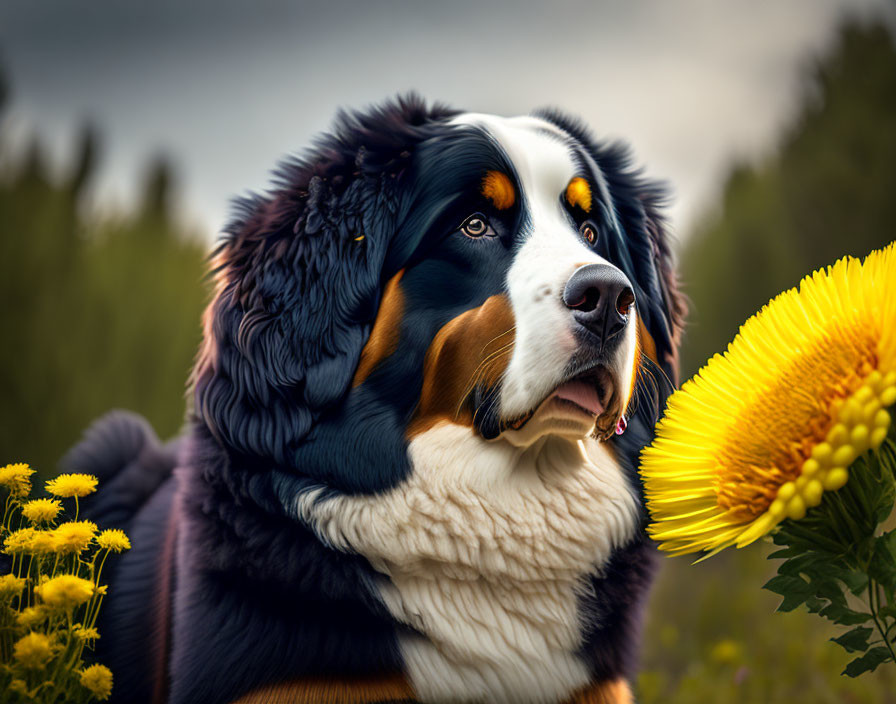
[1,0,892,241]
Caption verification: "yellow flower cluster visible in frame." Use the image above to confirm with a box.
[761,371,895,530]
[1,464,128,702]
[0,573,26,600]
[0,463,35,497]
[45,473,98,498]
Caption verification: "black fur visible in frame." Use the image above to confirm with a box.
[64,95,685,704]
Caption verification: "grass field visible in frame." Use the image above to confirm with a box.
[639,542,895,703]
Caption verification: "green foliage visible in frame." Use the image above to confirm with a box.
[760,442,896,678]
[0,106,209,478]
[679,19,896,378]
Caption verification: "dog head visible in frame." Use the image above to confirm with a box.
[192,95,685,498]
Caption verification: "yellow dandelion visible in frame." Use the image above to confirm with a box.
[641,242,896,555]
[0,462,34,497]
[0,573,26,601]
[35,574,94,611]
[3,527,36,555]
[22,497,62,524]
[13,632,54,669]
[80,663,113,700]
[16,606,50,629]
[51,520,97,554]
[45,473,98,498]
[96,528,131,553]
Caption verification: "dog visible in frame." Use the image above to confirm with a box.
[65,94,684,704]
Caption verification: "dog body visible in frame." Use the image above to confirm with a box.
[67,97,683,704]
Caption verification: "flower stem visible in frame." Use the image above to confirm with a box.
[869,577,896,663]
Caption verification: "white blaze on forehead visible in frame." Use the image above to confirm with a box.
[452,113,637,422]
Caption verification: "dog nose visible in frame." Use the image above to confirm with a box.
[563,263,635,344]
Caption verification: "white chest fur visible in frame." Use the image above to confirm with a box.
[295,423,640,704]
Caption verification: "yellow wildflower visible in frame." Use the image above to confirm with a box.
[35,574,94,611]
[22,497,62,524]
[3,527,36,555]
[45,472,98,498]
[72,624,101,641]
[80,663,113,700]
[51,520,97,554]
[28,530,56,555]
[0,573,26,600]
[16,606,50,629]
[0,462,34,497]
[96,528,131,553]
[710,639,743,665]
[642,243,896,555]
[13,632,54,669]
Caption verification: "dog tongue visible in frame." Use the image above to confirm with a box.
[551,380,604,416]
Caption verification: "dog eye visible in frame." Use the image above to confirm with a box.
[579,221,598,246]
[460,213,494,238]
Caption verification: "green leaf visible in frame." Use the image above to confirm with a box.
[869,531,896,592]
[818,601,873,626]
[831,626,874,653]
[842,646,892,677]
[763,575,815,612]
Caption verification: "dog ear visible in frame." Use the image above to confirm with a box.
[192,95,456,468]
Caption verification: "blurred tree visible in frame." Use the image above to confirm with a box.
[0,78,208,478]
[680,19,896,377]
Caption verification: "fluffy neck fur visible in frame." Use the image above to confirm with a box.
[296,422,641,704]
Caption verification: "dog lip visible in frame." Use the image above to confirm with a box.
[501,365,614,434]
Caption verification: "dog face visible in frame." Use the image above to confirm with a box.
[391,113,642,448]
[193,95,683,497]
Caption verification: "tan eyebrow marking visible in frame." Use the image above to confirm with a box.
[565,177,592,213]
[481,171,516,210]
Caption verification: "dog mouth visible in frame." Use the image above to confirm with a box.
[500,365,621,439]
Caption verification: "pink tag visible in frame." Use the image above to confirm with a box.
[615,416,628,435]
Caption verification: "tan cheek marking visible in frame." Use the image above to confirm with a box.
[408,294,516,438]
[565,678,633,704]
[481,171,516,210]
[351,271,405,388]
[637,317,658,366]
[566,177,592,213]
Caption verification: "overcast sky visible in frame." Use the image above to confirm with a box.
[1,0,893,243]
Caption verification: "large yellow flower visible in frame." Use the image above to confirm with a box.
[641,243,896,556]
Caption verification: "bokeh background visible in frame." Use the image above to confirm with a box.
[2,1,896,701]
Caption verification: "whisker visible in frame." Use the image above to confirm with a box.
[454,345,514,419]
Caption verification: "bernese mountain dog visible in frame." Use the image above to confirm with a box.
[64,95,685,704]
